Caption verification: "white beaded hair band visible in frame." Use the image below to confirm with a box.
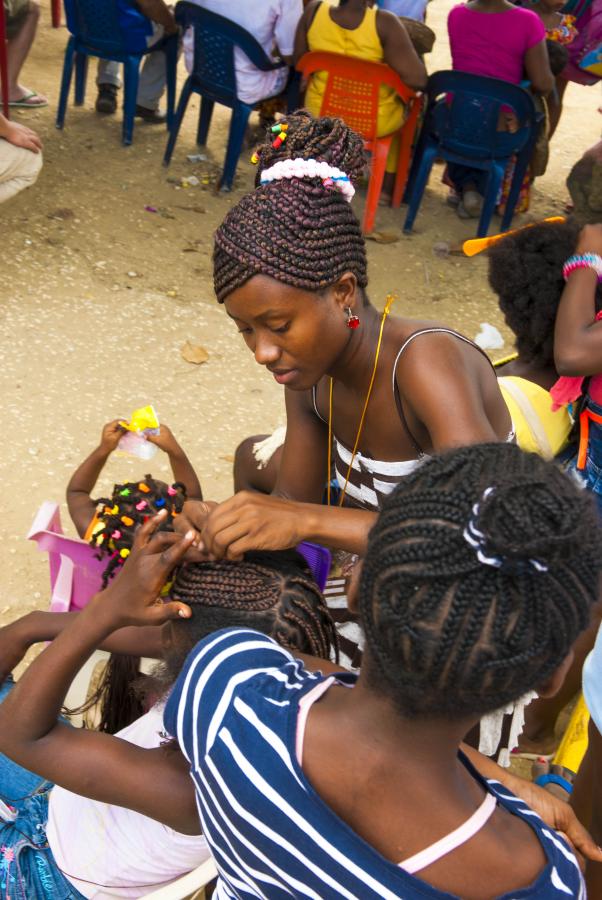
[259,157,355,202]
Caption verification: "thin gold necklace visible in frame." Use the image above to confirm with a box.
[327,293,396,507]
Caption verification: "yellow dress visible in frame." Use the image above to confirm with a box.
[497,375,571,459]
[305,2,405,172]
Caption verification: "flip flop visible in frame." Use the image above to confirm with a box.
[8,91,48,108]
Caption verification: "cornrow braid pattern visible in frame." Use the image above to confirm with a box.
[213,110,368,302]
[358,443,600,719]
[171,552,339,663]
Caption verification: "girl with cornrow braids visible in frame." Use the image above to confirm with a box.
[165,442,601,899]
[178,111,514,668]
[0,531,336,898]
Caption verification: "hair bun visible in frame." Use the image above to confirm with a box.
[477,478,587,570]
[254,109,366,188]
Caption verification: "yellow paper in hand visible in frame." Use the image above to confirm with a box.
[119,405,160,434]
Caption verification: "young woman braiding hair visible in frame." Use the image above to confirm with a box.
[179,110,513,664]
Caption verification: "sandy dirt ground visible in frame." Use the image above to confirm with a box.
[1,0,600,630]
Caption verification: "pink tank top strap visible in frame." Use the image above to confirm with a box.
[399,791,497,874]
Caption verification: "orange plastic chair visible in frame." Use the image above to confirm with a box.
[0,1,9,118]
[296,50,423,234]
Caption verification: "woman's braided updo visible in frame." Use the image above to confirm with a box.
[359,443,600,719]
[213,110,368,302]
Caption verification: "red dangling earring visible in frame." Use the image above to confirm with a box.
[346,307,360,329]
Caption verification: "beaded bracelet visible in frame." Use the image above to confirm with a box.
[562,253,602,282]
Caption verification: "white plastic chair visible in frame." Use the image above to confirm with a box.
[141,857,218,899]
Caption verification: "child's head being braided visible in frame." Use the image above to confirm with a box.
[213,110,368,303]
[359,443,600,720]
[90,475,187,588]
[153,550,339,692]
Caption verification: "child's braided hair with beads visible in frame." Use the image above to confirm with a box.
[358,442,601,720]
[213,110,368,303]
[89,475,187,588]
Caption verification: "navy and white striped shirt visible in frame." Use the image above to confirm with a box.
[164,628,585,900]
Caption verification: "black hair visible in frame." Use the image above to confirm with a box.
[488,219,587,367]
[160,550,338,686]
[78,551,338,733]
[546,39,569,77]
[90,475,187,589]
[359,443,600,719]
[213,110,368,303]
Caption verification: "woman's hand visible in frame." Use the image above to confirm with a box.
[97,511,195,628]
[199,492,305,560]
[498,770,602,867]
[575,223,602,258]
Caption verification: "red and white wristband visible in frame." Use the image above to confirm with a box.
[562,253,602,282]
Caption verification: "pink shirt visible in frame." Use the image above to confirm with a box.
[448,4,546,85]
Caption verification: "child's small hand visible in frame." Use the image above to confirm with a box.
[100,419,126,453]
[146,423,181,456]
[97,512,194,628]
[576,224,602,258]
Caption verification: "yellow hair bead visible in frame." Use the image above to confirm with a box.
[251,151,259,165]
[120,548,130,559]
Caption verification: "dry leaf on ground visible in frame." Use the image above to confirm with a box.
[365,230,401,244]
[181,341,209,365]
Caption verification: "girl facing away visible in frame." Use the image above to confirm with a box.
[1,475,601,897]
[446,0,554,218]
[0,528,336,899]
[167,442,601,899]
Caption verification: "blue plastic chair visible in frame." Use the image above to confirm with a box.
[403,70,543,238]
[56,0,178,146]
[163,2,288,190]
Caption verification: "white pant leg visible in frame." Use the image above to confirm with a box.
[0,140,43,204]
[97,59,122,88]
[136,24,166,111]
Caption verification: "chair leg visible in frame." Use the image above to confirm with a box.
[220,103,253,191]
[392,95,423,209]
[476,164,504,238]
[51,0,61,28]
[56,36,76,129]
[164,35,178,131]
[500,145,535,232]
[363,137,391,234]
[197,98,215,146]
[403,143,438,234]
[163,79,194,165]
[122,56,141,146]
[74,52,88,106]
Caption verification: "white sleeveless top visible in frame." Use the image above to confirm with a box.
[46,704,209,899]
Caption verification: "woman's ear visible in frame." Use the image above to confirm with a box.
[346,561,363,616]
[535,650,575,699]
[331,272,360,313]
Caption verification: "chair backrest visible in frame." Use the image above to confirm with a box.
[174,2,283,105]
[296,50,415,145]
[425,70,537,160]
[63,0,146,55]
[28,502,105,613]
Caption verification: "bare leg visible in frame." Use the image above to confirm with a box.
[233,435,283,494]
[548,77,568,140]
[5,2,47,104]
